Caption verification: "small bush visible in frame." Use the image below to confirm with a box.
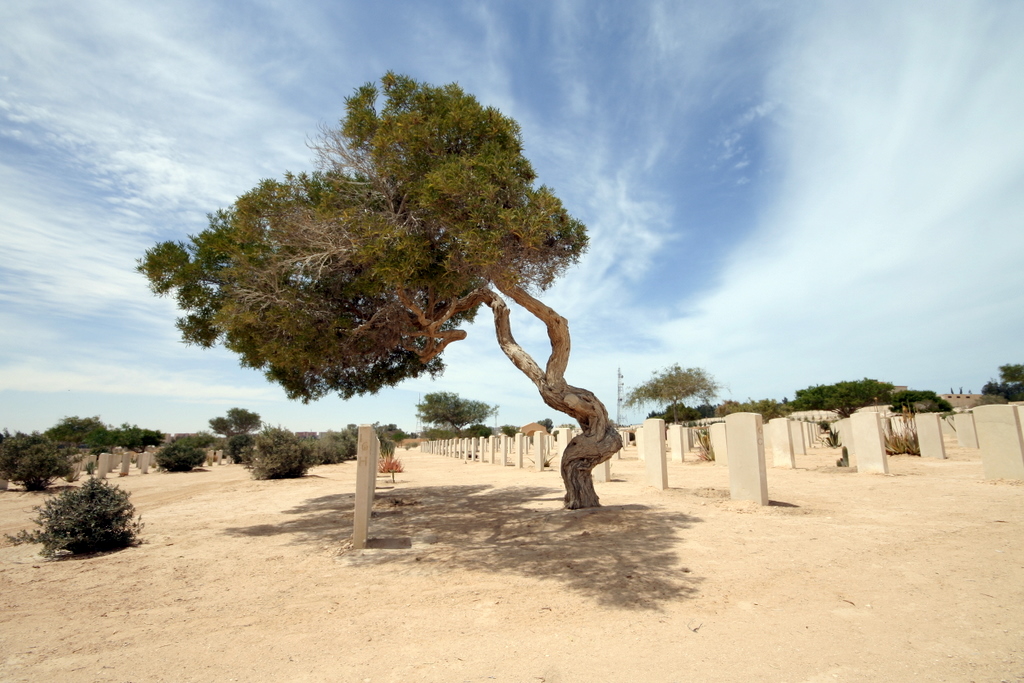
[315,428,357,464]
[693,427,714,461]
[0,432,73,491]
[249,427,315,479]
[155,441,207,472]
[6,478,142,557]
[378,452,404,483]
[225,433,255,464]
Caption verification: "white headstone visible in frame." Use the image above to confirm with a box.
[973,405,1024,480]
[642,418,668,490]
[593,459,611,483]
[955,412,979,448]
[915,413,947,459]
[851,412,889,474]
[635,426,645,461]
[768,418,795,468]
[725,412,769,505]
[710,422,728,466]
[788,420,807,455]
[534,433,547,472]
[667,424,685,463]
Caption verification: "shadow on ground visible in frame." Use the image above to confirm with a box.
[225,483,703,610]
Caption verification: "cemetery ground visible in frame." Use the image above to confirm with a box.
[1,440,1022,682]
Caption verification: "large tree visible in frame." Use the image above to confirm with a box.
[415,392,492,434]
[790,379,894,418]
[139,73,621,509]
[982,363,1024,402]
[209,408,262,438]
[624,365,719,424]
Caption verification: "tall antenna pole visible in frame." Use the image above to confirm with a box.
[616,367,624,426]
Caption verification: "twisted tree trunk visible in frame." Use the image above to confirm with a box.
[480,286,622,509]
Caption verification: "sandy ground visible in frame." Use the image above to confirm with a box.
[1,438,1022,683]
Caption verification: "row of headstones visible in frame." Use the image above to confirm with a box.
[627,419,821,464]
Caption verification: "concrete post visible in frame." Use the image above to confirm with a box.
[352,425,380,549]
[973,405,1024,480]
[642,418,668,490]
[851,412,889,474]
[120,452,131,476]
[515,433,525,468]
[955,412,979,448]
[139,453,150,474]
[98,453,111,479]
[725,412,769,505]
[768,418,795,468]
[593,459,611,483]
[534,433,547,472]
[555,428,572,469]
[915,413,947,459]
[635,426,645,461]
[710,422,728,466]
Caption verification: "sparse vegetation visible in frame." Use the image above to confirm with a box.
[378,452,404,483]
[883,413,921,456]
[0,432,73,491]
[155,440,207,472]
[5,478,142,557]
[248,427,315,479]
[693,428,714,461]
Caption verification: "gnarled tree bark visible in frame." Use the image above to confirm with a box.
[479,285,621,509]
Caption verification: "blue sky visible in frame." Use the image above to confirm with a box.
[2,0,1022,435]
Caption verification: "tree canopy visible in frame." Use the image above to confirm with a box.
[625,365,719,424]
[982,363,1024,402]
[716,398,794,421]
[415,392,492,434]
[790,379,894,418]
[140,73,620,509]
[208,408,262,438]
[44,416,106,445]
[889,390,952,414]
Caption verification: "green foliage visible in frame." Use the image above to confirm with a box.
[422,427,457,440]
[999,363,1024,384]
[225,433,256,464]
[138,73,588,403]
[836,447,849,467]
[155,441,207,472]
[464,423,493,438]
[6,478,141,557]
[249,427,316,479]
[715,398,793,421]
[416,392,493,433]
[693,428,714,462]
[647,403,705,423]
[315,427,358,464]
[982,363,1024,401]
[625,365,720,423]
[44,416,105,445]
[499,424,519,437]
[889,390,953,413]
[823,427,842,448]
[537,418,554,432]
[0,432,73,491]
[209,408,262,437]
[790,379,895,418]
[82,423,164,453]
[173,432,217,449]
[883,415,921,455]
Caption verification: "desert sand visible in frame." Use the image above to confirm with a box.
[1,438,1022,682]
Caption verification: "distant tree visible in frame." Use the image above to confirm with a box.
[716,398,794,421]
[172,432,218,449]
[625,365,720,424]
[416,392,493,434]
[422,427,457,440]
[537,418,555,433]
[209,408,262,438]
[138,73,618,509]
[982,363,1024,402]
[464,424,493,438]
[83,423,164,453]
[500,424,519,437]
[315,426,358,463]
[44,416,106,445]
[790,379,894,418]
[889,390,953,413]
[645,403,705,423]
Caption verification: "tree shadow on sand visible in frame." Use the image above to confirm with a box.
[225,483,703,610]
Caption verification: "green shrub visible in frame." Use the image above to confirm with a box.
[315,428,357,464]
[6,478,142,557]
[249,427,315,479]
[225,433,256,464]
[0,432,73,491]
[155,441,207,472]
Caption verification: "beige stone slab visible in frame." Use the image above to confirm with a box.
[915,413,947,459]
[768,418,795,468]
[710,422,728,466]
[642,418,668,490]
[725,412,768,505]
[851,412,889,474]
[973,405,1024,480]
[955,412,979,448]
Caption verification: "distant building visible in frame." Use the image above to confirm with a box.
[940,394,984,409]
